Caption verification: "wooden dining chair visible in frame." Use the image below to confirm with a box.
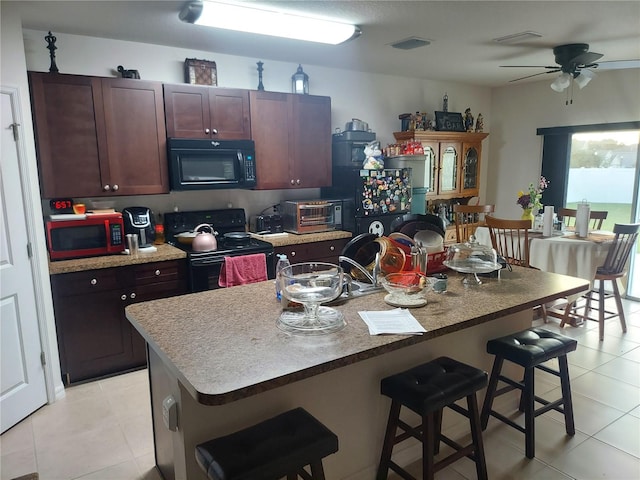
[453,204,495,243]
[561,223,640,340]
[558,208,608,230]
[486,216,548,322]
[485,216,531,267]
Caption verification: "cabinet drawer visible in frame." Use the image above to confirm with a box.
[51,268,128,296]
[134,260,185,285]
[275,238,349,264]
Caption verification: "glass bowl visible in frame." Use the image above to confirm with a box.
[379,271,429,308]
[277,262,346,335]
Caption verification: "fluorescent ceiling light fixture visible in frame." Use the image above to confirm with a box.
[574,69,595,89]
[179,0,361,45]
[550,72,572,92]
[493,31,542,44]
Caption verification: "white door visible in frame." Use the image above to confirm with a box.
[1,88,47,433]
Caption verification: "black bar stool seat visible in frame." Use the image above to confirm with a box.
[377,356,488,480]
[480,327,577,459]
[195,407,338,480]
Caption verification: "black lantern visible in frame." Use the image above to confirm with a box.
[291,64,309,95]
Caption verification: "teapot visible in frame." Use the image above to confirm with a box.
[191,224,218,252]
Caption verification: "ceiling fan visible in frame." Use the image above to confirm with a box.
[501,43,639,92]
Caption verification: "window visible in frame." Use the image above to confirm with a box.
[539,122,640,300]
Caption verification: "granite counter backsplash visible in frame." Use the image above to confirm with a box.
[48,244,187,275]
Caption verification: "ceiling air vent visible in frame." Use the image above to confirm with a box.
[389,37,431,50]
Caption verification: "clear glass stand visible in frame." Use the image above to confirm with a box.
[277,307,346,335]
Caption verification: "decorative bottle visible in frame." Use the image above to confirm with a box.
[275,254,290,301]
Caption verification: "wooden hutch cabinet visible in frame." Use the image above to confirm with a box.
[163,84,251,139]
[250,91,332,190]
[28,72,168,198]
[392,131,488,200]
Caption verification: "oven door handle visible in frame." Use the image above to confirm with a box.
[191,257,226,267]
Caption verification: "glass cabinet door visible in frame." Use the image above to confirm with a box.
[439,144,458,194]
[424,145,437,194]
[463,146,479,190]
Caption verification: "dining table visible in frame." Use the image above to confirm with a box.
[473,226,614,284]
[473,226,615,324]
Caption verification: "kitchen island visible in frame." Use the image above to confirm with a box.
[125,267,588,480]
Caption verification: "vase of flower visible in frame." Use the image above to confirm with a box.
[521,208,534,225]
[517,176,549,227]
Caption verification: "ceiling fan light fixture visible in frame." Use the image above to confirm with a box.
[550,72,572,92]
[574,69,595,89]
[493,31,543,44]
[179,0,361,45]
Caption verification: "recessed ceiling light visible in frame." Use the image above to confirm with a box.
[493,31,543,44]
[389,37,432,50]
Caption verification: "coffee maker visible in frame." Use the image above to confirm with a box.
[122,206,155,247]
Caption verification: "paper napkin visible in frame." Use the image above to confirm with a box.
[358,308,427,335]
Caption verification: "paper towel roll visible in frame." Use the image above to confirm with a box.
[576,202,590,238]
[543,206,554,237]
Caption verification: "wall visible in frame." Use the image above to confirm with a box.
[487,68,640,218]
[21,28,493,221]
[0,5,64,400]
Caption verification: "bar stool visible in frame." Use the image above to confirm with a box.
[480,327,577,459]
[195,407,338,480]
[377,356,488,480]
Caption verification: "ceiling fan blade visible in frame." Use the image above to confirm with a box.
[595,59,640,70]
[572,51,603,65]
[509,69,561,82]
[500,65,558,69]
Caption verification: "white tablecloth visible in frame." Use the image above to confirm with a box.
[474,227,611,284]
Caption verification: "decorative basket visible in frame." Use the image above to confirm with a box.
[184,58,217,85]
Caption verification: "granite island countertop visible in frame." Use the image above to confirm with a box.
[48,243,187,275]
[249,230,352,247]
[126,267,588,406]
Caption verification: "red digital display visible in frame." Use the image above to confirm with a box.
[49,198,74,212]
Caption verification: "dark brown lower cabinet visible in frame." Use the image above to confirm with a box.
[273,238,349,266]
[50,260,187,384]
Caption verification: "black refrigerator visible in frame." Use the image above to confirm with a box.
[322,167,413,236]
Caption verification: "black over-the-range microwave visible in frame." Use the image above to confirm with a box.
[168,138,257,190]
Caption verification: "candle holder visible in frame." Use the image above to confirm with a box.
[45,31,59,73]
[256,61,264,91]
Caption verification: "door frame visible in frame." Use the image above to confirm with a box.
[2,85,63,404]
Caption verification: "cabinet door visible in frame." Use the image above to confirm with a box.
[250,91,292,189]
[459,142,481,197]
[420,142,439,199]
[50,269,138,384]
[209,88,251,139]
[28,72,106,198]
[129,261,188,365]
[437,142,460,197]
[290,95,332,188]
[163,84,211,139]
[101,78,168,195]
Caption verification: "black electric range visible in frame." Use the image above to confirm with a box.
[164,209,275,292]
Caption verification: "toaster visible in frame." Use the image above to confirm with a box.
[255,214,283,234]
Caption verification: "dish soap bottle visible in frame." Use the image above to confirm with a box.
[275,254,290,301]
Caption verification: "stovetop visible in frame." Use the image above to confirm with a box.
[164,209,274,258]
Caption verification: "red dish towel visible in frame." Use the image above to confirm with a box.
[218,253,268,287]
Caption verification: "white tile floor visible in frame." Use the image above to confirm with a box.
[1,300,640,480]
